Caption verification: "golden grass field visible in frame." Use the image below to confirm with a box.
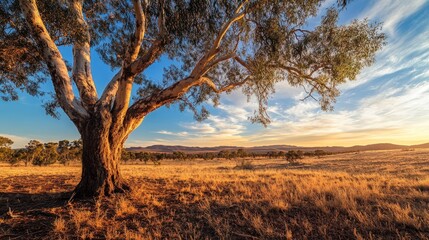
[1,149,429,239]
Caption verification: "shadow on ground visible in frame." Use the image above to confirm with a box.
[0,192,71,239]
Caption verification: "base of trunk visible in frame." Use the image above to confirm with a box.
[73,177,131,199]
[74,117,132,199]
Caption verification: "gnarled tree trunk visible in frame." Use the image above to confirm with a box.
[73,117,130,198]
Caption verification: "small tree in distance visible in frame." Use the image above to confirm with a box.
[32,142,58,166]
[285,150,304,164]
[314,150,327,158]
[0,136,14,163]
[58,140,72,166]
[10,149,26,166]
[1,0,385,197]
[25,140,43,167]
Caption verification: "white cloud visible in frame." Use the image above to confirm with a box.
[181,123,216,134]
[157,130,189,137]
[0,133,31,148]
[285,101,319,119]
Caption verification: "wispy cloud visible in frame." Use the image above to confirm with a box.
[358,0,427,37]
[157,130,189,137]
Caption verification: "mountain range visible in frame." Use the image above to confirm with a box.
[127,142,429,153]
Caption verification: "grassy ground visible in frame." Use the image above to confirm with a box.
[1,149,429,239]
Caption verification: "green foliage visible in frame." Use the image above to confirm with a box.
[0,136,13,147]
[121,150,135,163]
[0,1,50,101]
[9,148,26,166]
[32,142,58,166]
[134,152,151,164]
[172,151,187,161]
[57,139,82,165]
[1,0,384,124]
[0,136,14,162]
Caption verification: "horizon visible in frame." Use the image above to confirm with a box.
[7,140,429,150]
[1,0,429,148]
[124,141,429,149]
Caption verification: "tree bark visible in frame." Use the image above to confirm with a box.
[73,117,130,198]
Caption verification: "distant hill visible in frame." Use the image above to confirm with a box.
[126,142,429,153]
[410,143,429,149]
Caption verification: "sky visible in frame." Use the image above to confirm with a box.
[1,0,429,148]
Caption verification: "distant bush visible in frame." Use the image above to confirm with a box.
[285,150,304,163]
[314,150,327,158]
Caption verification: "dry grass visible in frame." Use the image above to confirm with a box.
[1,149,429,239]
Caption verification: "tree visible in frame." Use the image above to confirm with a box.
[32,142,58,166]
[218,150,231,160]
[285,150,303,163]
[172,151,186,161]
[121,149,135,164]
[135,151,150,164]
[10,148,26,166]
[0,136,14,162]
[314,150,327,158]
[236,149,247,159]
[1,0,384,197]
[25,140,43,167]
[58,140,75,165]
[70,139,83,161]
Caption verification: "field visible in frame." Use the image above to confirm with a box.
[1,149,429,239]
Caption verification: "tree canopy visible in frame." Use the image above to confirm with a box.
[1,0,385,125]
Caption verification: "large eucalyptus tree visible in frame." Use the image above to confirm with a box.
[0,0,385,197]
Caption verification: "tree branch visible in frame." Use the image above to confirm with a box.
[19,0,88,125]
[126,74,251,124]
[123,0,146,66]
[96,71,121,111]
[129,39,165,76]
[213,11,246,50]
[111,0,147,130]
[121,1,250,134]
[200,76,250,93]
[98,2,165,113]
[273,63,334,92]
[202,52,237,76]
[189,1,248,78]
[129,0,167,76]
[70,0,98,108]
[234,56,253,73]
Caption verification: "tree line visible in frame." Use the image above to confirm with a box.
[0,136,82,166]
[122,149,331,164]
[1,136,331,166]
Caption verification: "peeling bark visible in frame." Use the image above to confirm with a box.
[70,0,98,109]
[19,0,89,126]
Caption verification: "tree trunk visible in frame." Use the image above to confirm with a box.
[73,118,130,198]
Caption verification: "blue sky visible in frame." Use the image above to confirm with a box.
[1,0,429,148]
